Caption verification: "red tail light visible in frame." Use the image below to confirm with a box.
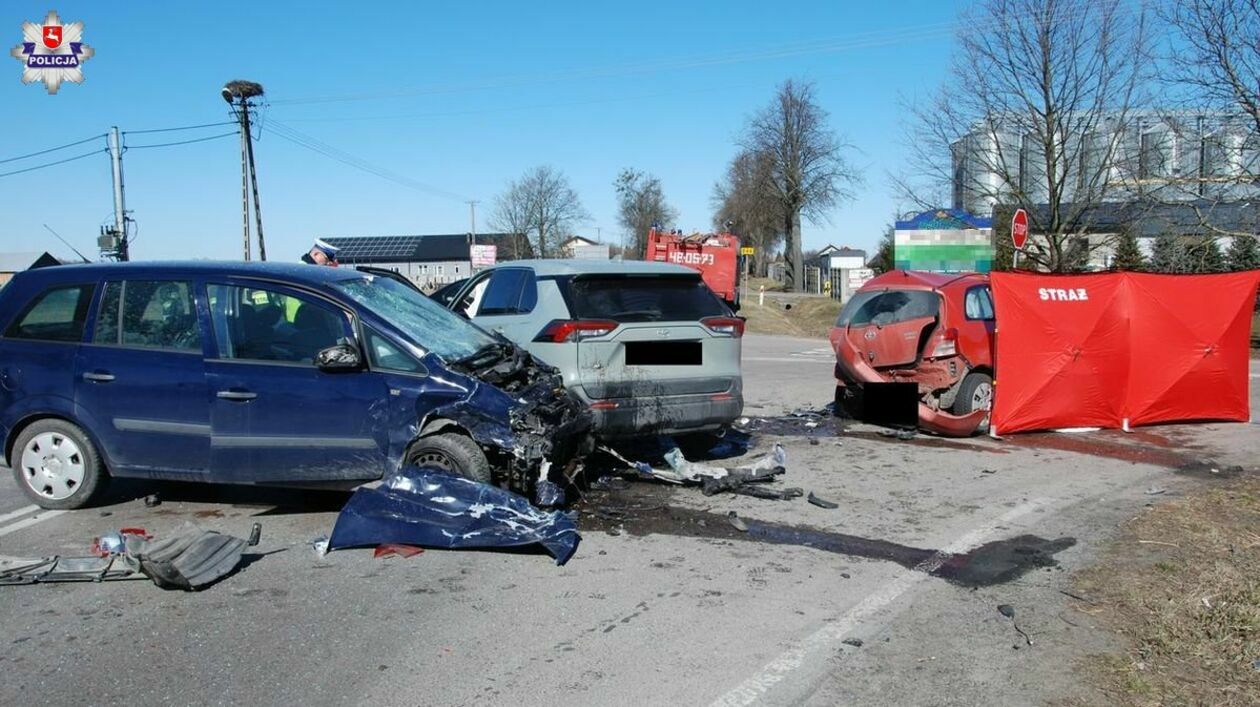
[533,319,618,343]
[929,327,958,358]
[702,316,745,338]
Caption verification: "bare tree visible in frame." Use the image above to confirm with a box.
[741,80,860,291]
[489,166,589,259]
[896,0,1149,272]
[613,169,677,258]
[1152,1,1260,239]
[712,149,784,276]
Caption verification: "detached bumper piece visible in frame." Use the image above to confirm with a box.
[0,524,257,590]
[327,466,580,565]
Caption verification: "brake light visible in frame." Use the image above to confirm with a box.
[702,316,745,338]
[930,327,958,358]
[533,319,618,343]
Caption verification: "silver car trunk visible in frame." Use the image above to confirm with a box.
[577,320,740,400]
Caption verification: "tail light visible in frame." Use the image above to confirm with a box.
[929,327,958,358]
[702,316,745,338]
[533,319,617,343]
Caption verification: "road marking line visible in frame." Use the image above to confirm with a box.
[709,500,1045,707]
[0,504,39,525]
[743,357,834,364]
[0,509,67,538]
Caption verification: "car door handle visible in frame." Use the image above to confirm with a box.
[216,390,257,401]
[83,372,115,382]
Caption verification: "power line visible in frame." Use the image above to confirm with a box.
[0,133,106,164]
[122,121,237,136]
[266,120,473,202]
[0,148,107,178]
[124,131,238,150]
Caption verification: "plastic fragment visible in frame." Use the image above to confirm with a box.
[807,492,839,510]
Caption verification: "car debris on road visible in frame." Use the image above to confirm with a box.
[0,523,260,590]
[326,465,581,565]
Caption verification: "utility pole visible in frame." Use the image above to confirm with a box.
[222,80,266,261]
[467,200,478,246]
[242,103,266,261]
[101,126,129,261]
[237,115,250,260]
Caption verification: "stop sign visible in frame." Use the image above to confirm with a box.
[1011,208,1029,250]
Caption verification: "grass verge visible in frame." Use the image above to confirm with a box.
[1072,476,1260,706]
[741,296,842,339]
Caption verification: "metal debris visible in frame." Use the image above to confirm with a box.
[807,492,839,510]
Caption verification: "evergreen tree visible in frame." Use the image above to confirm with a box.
[1226,234,1260,271]
[1193,236,1226,273]
[1149,234,1187,273]
[1111,228,1145,270]
[868,225,896,273]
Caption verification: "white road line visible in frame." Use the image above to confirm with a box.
[709,500,1045,707]
[0,504,39,525]
[0,509,67,538]
[743,357,835,364]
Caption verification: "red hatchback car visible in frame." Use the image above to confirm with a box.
[830,271,995,435]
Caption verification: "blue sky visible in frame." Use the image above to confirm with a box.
[1,1,961,262]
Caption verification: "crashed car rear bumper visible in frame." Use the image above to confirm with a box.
[834,356,986,437]
[575,381,744,439]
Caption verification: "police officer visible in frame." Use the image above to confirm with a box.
[301,239,340,266]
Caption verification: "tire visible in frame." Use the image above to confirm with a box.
[953,372,994,417]
[11,419,109,510]
[407,433,493,485]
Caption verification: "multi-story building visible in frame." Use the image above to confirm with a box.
[951,112,1260,215]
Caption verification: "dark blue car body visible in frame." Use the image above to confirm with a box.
[0,262,586,503]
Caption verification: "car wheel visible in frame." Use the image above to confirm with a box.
[953,372,994,417]
[407,433,493,485]
[12,419,109,510]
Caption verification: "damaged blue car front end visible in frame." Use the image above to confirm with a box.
[338,276,593,504]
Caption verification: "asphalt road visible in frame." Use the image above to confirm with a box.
[1,334,1257,706]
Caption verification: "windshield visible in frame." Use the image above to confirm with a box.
[837,289,940,327]
[335,276,496,361]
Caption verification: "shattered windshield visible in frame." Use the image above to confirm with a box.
[336,276,496,362]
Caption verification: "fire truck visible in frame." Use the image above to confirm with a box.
[646,227,742,309]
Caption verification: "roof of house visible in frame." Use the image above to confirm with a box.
[321,233,531,263]
[485,259,697,277]
[560,235,600,248]
[0,251,61,272]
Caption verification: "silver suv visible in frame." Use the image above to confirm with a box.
[445,260,744,442]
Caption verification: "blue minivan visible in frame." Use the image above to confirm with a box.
[0,262,590,509]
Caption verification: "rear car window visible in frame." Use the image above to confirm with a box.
[837,289,940,327]
[4,283,95,342]
[965,286,995,320]
[565,276,728,322]
[94,280,200,350]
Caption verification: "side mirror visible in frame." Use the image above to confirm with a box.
[315,343,362,371]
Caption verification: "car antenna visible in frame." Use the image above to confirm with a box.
[43,224,92,263]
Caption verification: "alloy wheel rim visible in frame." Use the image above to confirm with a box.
[973,382,994,411]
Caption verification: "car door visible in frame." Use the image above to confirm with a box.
[203,281,388,483]
[459,267,540,344]
[962,285,997,367]
[75,278,210,475]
